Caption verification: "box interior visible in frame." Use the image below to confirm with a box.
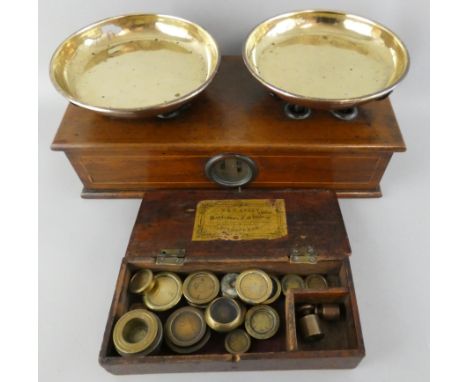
[101,259,361,359]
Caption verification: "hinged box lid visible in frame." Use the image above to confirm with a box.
[125,189,351,264]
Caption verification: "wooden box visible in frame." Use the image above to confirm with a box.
[51,56,405,199]
[99,189,365,374]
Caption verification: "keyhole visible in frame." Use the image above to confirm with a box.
[237,160,243,173]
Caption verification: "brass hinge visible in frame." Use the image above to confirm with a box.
[155,248,186,265]
[289,246,318,264]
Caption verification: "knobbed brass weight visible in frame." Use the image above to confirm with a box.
[297,305,324,342]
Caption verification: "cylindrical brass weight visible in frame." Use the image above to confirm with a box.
[205,297,246,332]
[304,274,328,290]
[164,306,211,354]
[112,309,163,357]
[317,303,341,321]
[183,271,220,307]
[297,304,324,342]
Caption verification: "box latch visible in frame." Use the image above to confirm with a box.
[290,246,318,264]
[156,248,186,265]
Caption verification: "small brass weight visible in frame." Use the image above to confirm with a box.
[317,303,341,321]
[297,305,324,342]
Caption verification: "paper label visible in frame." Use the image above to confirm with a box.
[192,199,288,241]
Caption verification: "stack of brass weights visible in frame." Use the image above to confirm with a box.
[112,268,341,356]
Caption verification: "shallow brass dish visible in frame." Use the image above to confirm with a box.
[50,14,220,118]
[243,10,409,110]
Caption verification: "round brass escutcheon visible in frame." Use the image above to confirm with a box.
[304,274,328,290]
[205,297,245,332]
[281,274,305,295]
[225,329,251,355]
[236,269,273,305]
[165,306,207,347]
[112,309,162,356]
[262,275,282,305]
[245,305,280,340]
[205,153,257,187]
[221,273,239,298]
[143,272,183,311]
[129,269,155,294]
[182,271,220,306]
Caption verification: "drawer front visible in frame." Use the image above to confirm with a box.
[68,152,392,191]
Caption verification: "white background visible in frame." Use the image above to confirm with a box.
[39,1,429,381]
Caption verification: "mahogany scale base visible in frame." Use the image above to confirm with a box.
[51,56,406,198]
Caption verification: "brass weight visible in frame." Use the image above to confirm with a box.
[304,274,328,290]
[224,329,251,355]
[297,305,324,342]
[205,297,246,332]
[245,305,280,340]
[164,306,211,354]
[281,274,305,295]
[182,271,220,307]
[316,303,341,321]
[263,275,282,305]
[129,269,155,295]
[236,269,273,305]
[113,309,163,356]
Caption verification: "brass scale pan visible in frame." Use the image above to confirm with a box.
[243,10,409,111]
[50,13,220,118]
[50,11,408,118]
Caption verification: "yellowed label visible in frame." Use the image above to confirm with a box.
[192,199,288,241]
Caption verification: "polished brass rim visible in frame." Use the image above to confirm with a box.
[50,13,220,117]
[143,272,183,311]
[243,10,410,108]
[112,309,159,356]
